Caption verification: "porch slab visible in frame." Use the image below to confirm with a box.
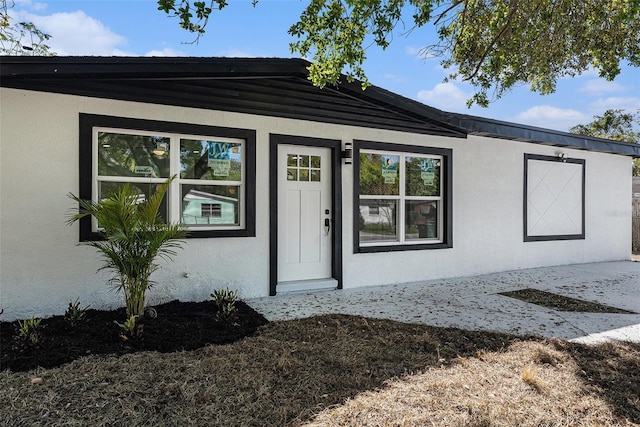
[248,261,640,345]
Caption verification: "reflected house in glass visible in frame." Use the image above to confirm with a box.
[1,56,638,320]
[182,189,238,225]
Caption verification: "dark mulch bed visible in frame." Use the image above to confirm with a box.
[0,299,268,372]
[499,288,637,314]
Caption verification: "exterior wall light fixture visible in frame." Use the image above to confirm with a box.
[342,142,353,164]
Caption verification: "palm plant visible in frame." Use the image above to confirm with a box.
[68,177,185,318]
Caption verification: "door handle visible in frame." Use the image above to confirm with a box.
[324,217,330,235]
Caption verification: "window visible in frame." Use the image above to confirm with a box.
[286,154,322,181]
[79,114,256,240]
[201,203,222,219]
[354,140,452,252]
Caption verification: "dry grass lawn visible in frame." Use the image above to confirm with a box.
[1,314,639,426]
[305,339,639,426]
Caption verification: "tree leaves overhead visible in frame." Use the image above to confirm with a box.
[157,0,248,40]
[289,0,433,90]
[1,0,54,55]
[158,0,640,107]
[440,0,640,106]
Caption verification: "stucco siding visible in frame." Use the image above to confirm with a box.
[0,88,632,320]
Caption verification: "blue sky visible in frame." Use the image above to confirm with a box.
[11,0,640,132]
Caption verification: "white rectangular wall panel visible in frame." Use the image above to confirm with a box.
[525,155,585,240]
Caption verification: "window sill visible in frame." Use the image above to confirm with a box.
[356,242,452,253]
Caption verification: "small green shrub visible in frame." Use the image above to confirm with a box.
[64,298,90,327]
[216,302,239,325]
[114,315,143,340]
[211,288,239,325]
[211,288,238,306]
[14,317,44,348]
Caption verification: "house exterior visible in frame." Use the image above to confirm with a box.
[1,56,638,321]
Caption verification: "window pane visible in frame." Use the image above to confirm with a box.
[406,156,440,197]
[98,181,168,222]
[180,139,242,181]
[98,132,170,178]
[405,200,438,240]
[359,200,398,242]
[201,203,222,218]
[181,184,240,226]
[359,153,400,195]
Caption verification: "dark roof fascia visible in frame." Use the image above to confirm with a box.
[444,112,640,157]
[0,56,311,80]
[0,56,467,138]
[5,56,634,156]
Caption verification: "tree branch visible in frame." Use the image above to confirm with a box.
[463,0,521,81]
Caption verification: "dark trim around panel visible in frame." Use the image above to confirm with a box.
[523,153,586,242]
[269,134,343,296]
[353,140,453,253]
[77,113,256,241]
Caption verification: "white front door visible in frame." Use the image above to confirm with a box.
[278,145,332,283]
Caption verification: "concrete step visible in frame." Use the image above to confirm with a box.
[277,278,338,294]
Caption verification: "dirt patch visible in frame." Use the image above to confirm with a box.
[499,288,637,313]
[0,299,268,372]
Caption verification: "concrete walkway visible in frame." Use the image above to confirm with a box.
[248,261,640,345]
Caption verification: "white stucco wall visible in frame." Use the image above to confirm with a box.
[0,88,632,320]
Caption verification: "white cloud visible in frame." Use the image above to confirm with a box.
[14,0,47,12]
[589,96,640,112]
[579,79,628,96]
[405,45,436,60]
[145,47,187,57]
[513,105,589,131]
[405,46,420,56]
[382,73,407,84]
[20,11,131,55]
[558,66,599,80]
[417,82,470,111]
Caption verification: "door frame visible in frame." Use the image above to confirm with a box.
[269,134,343,296]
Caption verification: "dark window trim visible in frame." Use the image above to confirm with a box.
[353,140,453,253]
[523,153,586,242]
[78,113,256,241]
[269,134,343,296]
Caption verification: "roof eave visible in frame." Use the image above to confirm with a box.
[0,56,312,80]
[445,113,640,157]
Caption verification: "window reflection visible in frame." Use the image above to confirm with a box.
[359,200,398,242]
